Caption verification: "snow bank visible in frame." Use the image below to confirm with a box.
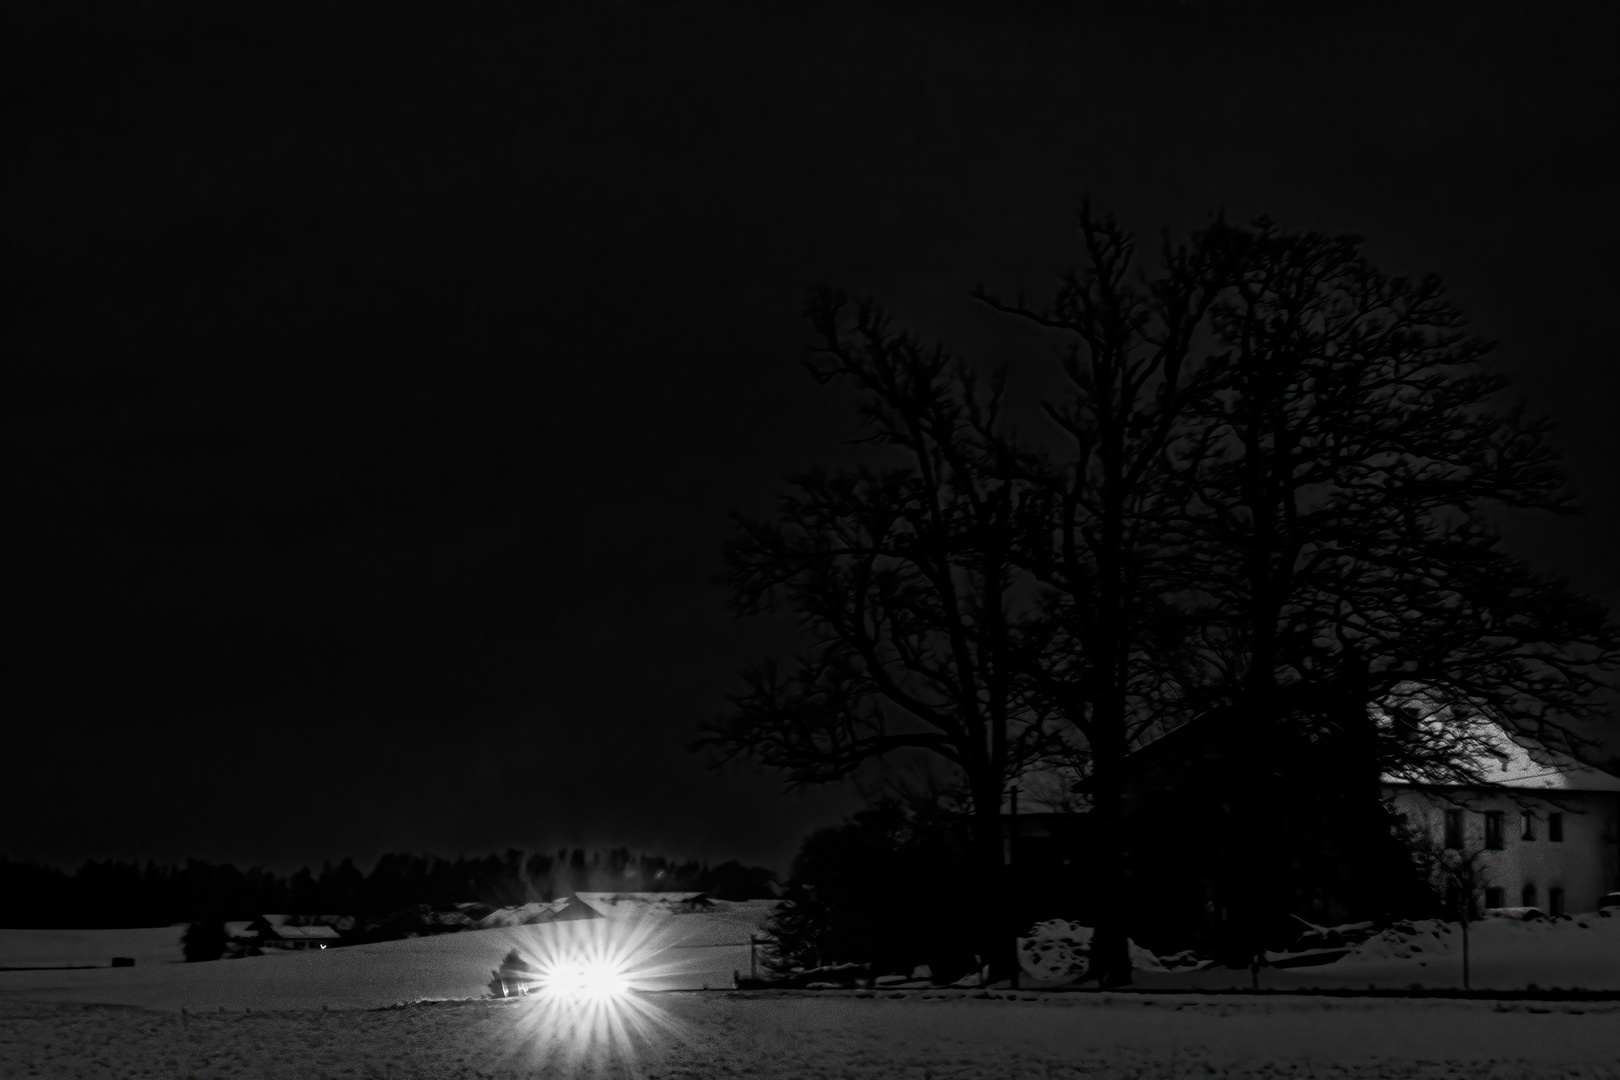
[1346,918,1459,962]
[1135,910,1620,992]
[1017,920,1166,984]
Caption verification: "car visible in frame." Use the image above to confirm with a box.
[1597,892,1620,916]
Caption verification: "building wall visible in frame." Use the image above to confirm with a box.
[1387,786,1620,914]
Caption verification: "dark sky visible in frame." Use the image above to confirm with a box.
[6,1,1618,876]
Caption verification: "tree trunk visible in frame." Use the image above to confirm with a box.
[971,790,1016,984]
[1087,717,1132,987]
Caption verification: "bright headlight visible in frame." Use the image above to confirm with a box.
[572,961,630,1000]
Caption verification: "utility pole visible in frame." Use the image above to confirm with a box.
[1009,784,1020,990]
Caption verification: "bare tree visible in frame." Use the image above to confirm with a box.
[1160,220,1620,965]
[1400,808,1498,991]
[700,211,1616,989]
[694,291,1063,981]
[972,203,1245,985]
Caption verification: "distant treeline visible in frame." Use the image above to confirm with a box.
[0,848,778,928]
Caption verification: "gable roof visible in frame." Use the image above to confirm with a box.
[265,923,341,941]
[573,891,713,917]
[1380,717,1620,793]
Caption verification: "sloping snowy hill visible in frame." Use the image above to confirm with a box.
[3,906,1617,1012]
[0,906,766,1010]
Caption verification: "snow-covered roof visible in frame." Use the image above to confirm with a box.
[1381,717,1620,793]
[472,899,577,929]
[251,914,354,931]
[573,891,713,917]
[268,924,341,941]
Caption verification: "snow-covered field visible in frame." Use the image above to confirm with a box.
[2,989,1616,1079]
[1137,914,1620,993]
[0,910,762,1010]
[0,926,185,970]
[3,913,1618,1079]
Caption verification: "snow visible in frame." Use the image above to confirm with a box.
[0,915,761,1011]
[0,927,186,969]
[1012,912,1620,992]
[1,990,1616,1079]
[1380,713,1620,792]
[4,914,1619,1078]
[1017,920,1175,983]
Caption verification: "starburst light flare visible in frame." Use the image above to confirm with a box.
[488,907,703,1078]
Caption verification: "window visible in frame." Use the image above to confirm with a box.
[1549,812,1564,842]
[1484,810,1504,850]
[1522,883,1537,908]
[1521,811,1535,841]
[1549,887,1565,916]
[1485,887,1504,910]
[1444,809,1463,849]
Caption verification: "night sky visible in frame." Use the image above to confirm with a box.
[7,1,1618,876]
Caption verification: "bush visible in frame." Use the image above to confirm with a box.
[182,920,227,962]
[765,798,977,981]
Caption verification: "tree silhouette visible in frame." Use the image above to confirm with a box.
[1157,220,1620,965]
[698,208,1617,986]
[181,919,227,963]
[973,203,1243,985]
[695,290,1065,981]
[764,798,975,981]
[1400,809,1498,990]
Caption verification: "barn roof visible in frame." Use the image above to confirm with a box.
[266,924,341,941]
[573,891,713,917]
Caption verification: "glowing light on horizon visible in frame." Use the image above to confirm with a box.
[487,910,705,1078]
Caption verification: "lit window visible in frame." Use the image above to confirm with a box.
[1484,811,1504,851]
[1549,813,1564,842]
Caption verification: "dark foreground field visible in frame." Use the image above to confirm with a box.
[3,991,1616,1080]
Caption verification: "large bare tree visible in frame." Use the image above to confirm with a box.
[1161,220,1620,963]
[973,203,1243,985]
[695,291,1061,980]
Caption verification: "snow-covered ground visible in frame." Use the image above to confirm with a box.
[0,926,185,970]
[0,906,767,1010]
[3,911,1618,1078]
[1,990,1616,1079]
[1134,914,1620,993]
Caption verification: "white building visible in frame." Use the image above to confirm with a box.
[1384,721,1620,916]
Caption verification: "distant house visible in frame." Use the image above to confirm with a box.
[543,896,607,922]
[472,897,607,930]
[1005,706,1620,952]
[574,891,714,917]
[242,914,351,950]
[1384,719,1620,916]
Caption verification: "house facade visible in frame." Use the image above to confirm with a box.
[1006,710,1620,953]
[1384,726,1620,916]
